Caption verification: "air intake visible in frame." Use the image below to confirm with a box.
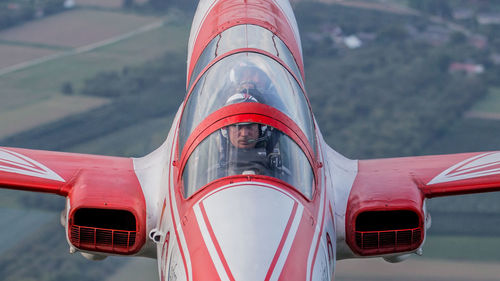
[69,208,138,254]
[354,210,423,255]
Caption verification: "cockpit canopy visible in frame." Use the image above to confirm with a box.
[179,52,315,155]
[178,52,316,199]
[183,122,314,199]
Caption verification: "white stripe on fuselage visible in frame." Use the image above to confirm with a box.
[194,203,232,281]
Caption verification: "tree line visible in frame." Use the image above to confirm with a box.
[0,0,66,31]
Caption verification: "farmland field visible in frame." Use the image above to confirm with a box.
[105,258,158,281]
[0,208,56,254]
[336,234,500,280]
[0,44,58,69]
[0,95,109,139]
[424,117,500,155]
[335,256,500,281]
[0,23,188,109]
[0,12,189,139]
[67,115,175,156]
[0,9,160,48]
[469,87,500,116]
[77,0,124,8]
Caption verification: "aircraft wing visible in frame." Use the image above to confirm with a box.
[0,146,140,196]
[355,151,500,199]
[0,146,151,256]
[342,151,500,258]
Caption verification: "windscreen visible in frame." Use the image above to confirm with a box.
[182,122,314,199]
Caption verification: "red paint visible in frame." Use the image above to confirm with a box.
[66,159,146,255]
[276,208,311,280]
[345,152,500,256]
[264,202,298,280]
[0,147,147,255]
[188,0,304,86]
[199,202,236,281]
[0,147,134,196]
[180,202,222,281]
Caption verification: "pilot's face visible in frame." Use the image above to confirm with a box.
[228,123,259,149]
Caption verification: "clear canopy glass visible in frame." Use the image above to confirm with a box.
[182,122,314,199]
[179,52,315,155]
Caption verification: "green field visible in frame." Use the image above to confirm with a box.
[424,117,500,154]
[0,208,56,254]
[424,235,500,261]
[0,95,109,139]
[470,87,500,114]
[0,22,188,112]
[105,258,158,281]
[68,114,175,156]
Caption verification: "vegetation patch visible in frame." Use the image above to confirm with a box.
[296,2,500,159]
[424,235,500,261]
[0,22,188,108]
[0,218,126,281]
[469,87,500,114]
[0,208,55,254]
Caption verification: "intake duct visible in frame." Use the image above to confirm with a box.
[69,208,138,255]
[353,210,423,255]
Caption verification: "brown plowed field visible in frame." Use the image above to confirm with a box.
[0,9,158,48]
[77,0,149,8]
[76,0,123,8]
[0,45,57,69]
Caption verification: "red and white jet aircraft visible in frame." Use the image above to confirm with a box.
[1,0,500,280]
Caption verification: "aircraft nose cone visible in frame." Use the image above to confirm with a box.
[192,183,304,281]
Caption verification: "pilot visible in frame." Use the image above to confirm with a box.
[227,123,261,149]
[229,62,286,113]
[220,93,271,176]
[225,122,269,176]
[229,63,272,97]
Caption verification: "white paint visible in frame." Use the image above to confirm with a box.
[269,203,304,281]
[202,184,297,281]
[306,168,326,281]
[315,124,358,260]
[0,148,65,182]
[428,152,500,185]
